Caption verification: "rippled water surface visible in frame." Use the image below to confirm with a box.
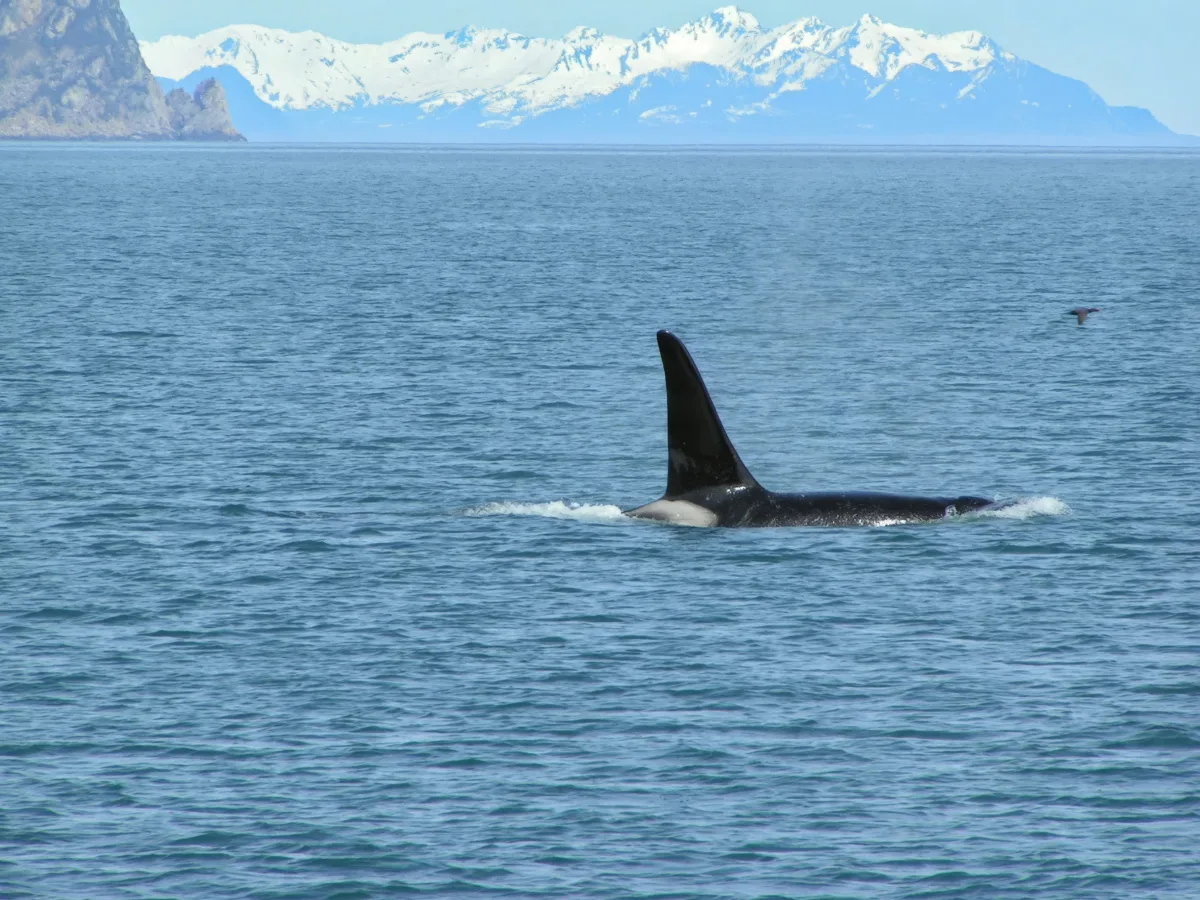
[2,145,1199,898]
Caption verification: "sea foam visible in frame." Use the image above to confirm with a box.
[467,501,628,523]
[467,496,1072,526]
[971,496,1072,520]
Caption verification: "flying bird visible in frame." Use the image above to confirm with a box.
[1069,307,1100,325]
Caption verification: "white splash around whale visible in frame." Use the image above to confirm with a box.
[466,497,1070,526]
[467,501,629,523]
[969,496,1072,520]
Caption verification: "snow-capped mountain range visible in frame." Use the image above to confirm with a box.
[141,7,1173,142]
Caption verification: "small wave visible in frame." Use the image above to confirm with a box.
[279,539,337,552]
[466,501,627,523]
[971,497,1071,520]
[101,330,178,339]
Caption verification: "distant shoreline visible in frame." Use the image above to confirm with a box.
[4,138,1199,150]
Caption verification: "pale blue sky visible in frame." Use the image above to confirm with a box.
[124,1,1200,135]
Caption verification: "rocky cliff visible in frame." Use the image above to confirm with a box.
[0,0,243,140]
[165,77,241,140]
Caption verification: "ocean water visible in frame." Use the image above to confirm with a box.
[2,145,1199,899]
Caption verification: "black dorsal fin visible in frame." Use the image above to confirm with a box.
[656,331,759,497]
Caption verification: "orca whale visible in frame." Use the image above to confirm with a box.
[624,331,1000,527]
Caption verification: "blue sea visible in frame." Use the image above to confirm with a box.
[2,145,1199,899]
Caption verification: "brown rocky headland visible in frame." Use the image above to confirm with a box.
[0,0,243,140]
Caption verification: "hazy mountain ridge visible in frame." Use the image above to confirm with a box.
[0,0,242,140]
[142,6,1175,142]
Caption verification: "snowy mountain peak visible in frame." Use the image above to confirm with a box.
[843,15,999,79]
[707,6,762,33]
[565,26,601,42]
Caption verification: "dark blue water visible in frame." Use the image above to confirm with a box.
[2,145,1199,898]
